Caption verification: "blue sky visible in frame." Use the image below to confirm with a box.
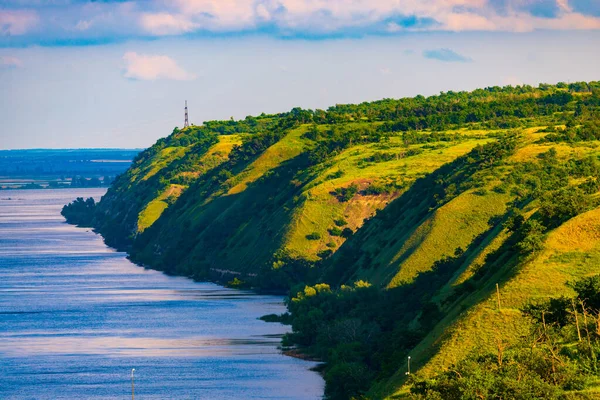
[1,1,599,149]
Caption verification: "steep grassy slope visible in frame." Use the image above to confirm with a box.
[62,81,600,399]
[89,129,225,247]
[377,207,600,399]
[129,124,494,289]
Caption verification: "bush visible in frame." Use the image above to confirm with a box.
[365,152,395,163]
[571,275,600,312]
[61,197,96,227]
[334,218,348,227]
[326,170,345,180]
[363,182,393,195]
[328,227,343,236]
[333,184,359,202]
[317,249,333,259]
[517,219,545,254]
[306,232,321,240]
[539,187,593,229]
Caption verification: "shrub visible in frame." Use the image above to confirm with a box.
[306,232,321,240]
[61,197,96,227]
[493,184,508,194]
[539,187,593,229]
[365,152,395,163]
[334,218,348,227]
[333,184,359,202]
[329,227,343,236]
[517,219,545,254]
[363,183,391,195]
[341,228,354,238]
[326,169,345,180]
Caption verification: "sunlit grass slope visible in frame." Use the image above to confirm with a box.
[137,184,184,232]
[226,127,306,195]
[378,206,600,399]
[284,137,493,262]
[386,190,510,287]
[92,128,237,247]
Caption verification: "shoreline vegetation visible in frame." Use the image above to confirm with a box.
[63,81,600,399]
[282,348,324,364]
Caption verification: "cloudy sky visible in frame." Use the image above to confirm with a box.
[1,1,599,149]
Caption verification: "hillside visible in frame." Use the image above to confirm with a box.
[62,81,600,399]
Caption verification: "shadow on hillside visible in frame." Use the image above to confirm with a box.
[322,150,477,286]
[131,153,319,293]
[373,214,530,398]
[93,136,219,250]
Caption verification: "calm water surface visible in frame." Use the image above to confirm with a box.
[0,189,324,399]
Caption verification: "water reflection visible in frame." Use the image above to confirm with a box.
[0,189,323,399]
[0,336,283,357]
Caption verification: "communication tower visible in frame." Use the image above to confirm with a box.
[184,100,189,128]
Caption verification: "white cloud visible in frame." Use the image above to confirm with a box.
[255,4,272,20]
[154,0,600,34]
[442,12,497,31]
[2,0,600,45]
[438,10,600,33]
[122,52,196,81]
[139,13,199,35]
[0,10,38,36]
[0,56,23,68]
[556,0,573,13]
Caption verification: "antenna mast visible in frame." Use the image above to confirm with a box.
[184,100,189,128]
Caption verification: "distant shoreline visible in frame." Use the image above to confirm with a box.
[0,185,110,191]
[0,148,140,191]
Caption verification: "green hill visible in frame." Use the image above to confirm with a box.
[63,81,600,399]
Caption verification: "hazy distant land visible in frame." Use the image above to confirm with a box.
[0,149,140,190]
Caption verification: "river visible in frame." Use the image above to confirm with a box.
[0,188,324,399]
